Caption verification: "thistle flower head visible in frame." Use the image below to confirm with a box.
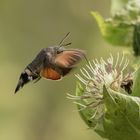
[68,53,135,120]
[76,53,133,94]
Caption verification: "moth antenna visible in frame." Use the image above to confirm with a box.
[61,42,72,47]
[59,32,70,47]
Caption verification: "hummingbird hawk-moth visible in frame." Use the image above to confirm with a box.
[15,33,85,93]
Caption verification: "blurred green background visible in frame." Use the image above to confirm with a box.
[0,0,124,140]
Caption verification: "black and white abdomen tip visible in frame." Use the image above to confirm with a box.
[14,69,38,93]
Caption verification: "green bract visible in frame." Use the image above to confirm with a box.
[75,83,140,140]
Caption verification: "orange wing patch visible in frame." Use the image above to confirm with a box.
[41,68,61,80]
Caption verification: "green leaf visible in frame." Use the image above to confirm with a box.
[103,86,140,140]
[76,83,140,140]
[91,12,133,46]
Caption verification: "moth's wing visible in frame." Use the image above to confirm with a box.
[40,49,85,80]
[40,67,61,80]
[55,50,85,68]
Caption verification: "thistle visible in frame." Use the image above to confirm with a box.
[68,54,134,119]
[76,53,133,94]
[67,54,140,140]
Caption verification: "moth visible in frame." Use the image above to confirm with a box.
[15,32,85,93]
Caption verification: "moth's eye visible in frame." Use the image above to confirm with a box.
[57,50,63,54]
[57,47,64,54]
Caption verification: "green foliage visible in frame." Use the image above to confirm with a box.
[111,0,140,21]
[111,0,129,16]
[103,86,140,140]
[91,0,140,56]
[76,83,140,140]
[91,12,133,46]
[133,68,140,97]
[133,24,140,55]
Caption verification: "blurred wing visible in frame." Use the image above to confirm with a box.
[55,50,85,68]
